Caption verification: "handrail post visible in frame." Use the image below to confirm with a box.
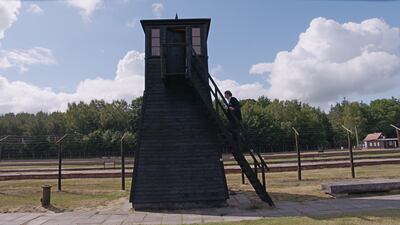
[253,159,257,177]
[261,164,266,190]
[256,151,269,171]
[253,150,267,190]
[186,43,191,80]
[160,45,165,79]
[215,86,219,115]
[249,150,260,179]
[342,125,355,178]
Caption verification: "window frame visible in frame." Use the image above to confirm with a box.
[150,28,161,57]
[191,27,202,55]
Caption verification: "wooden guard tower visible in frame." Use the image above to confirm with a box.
[130,17,275,209]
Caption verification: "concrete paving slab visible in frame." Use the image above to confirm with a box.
[0,214,24,222]
[141,213,163,225]
[202,215,224,223]
[12,213,43,223]
[181,214,202,224]
[102,214,128,224]
[161,214,182,225]
[123,213,146,224]
[1,194,400,225]
[73,214,109,224]
[26,216,54,225]
[41,219,76,225]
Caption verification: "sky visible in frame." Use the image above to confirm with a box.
[0,0,400,114]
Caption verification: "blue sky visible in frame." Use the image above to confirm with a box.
[1,0,400,113]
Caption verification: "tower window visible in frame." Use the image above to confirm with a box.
[192,28,201,55]
[151,28,160,56]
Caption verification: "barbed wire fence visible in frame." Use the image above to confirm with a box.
[2,123,399,161]
[0,133,136,161]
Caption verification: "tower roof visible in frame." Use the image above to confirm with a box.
[140,18,211,37]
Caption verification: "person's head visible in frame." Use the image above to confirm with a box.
[224,90,232,99]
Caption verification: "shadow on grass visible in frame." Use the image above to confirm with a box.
[0,191,26,197]
[57,190,104,196]
[268,191,329,202]
[44,204,66,213]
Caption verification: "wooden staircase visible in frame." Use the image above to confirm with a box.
[189,51,275,207]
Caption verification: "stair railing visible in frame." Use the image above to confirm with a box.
[190,48,270,164]
[189,48,274,206]
[249,149,269,190]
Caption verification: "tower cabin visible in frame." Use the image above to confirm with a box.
[130,18,229,209]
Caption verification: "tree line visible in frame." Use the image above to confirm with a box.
[0,96,399,158]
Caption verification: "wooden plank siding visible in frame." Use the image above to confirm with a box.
[131,57,228,208]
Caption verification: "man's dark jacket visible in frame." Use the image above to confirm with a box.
[227,97,242,121]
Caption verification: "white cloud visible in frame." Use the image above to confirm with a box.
[208,64,268,100]
[0,50,144,114]
[215,78,268,100]
[0,47,56,72]
[210,64,223,77]
[126,18,139,28]
[0,0,21,41]
[66,0,103,21]
[249,62,273,75]
[151,3,163,18]
[115,50,144,80]
[26,4,43,14]
[250,17,400,106]
[0,77,69,113]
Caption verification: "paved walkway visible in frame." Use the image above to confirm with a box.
[1,194,400,225]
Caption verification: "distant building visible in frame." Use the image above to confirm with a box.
[363,132,398,149]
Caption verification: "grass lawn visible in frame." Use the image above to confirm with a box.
[0,164,399,215]
[201,209,400,225]
[227,164,400,202]
[0,178,130,213]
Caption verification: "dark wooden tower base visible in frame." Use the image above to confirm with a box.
[131,75,229,209]
[134,200,228,211]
